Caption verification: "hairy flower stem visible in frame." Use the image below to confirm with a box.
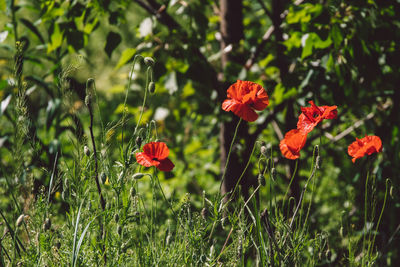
[219,118,242,198]
[369,179,390,260]
[362,161,371,266]
[209,118,242,242]
[282,159,298,212]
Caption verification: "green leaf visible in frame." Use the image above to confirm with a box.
[0,94,12,116]
[105,31,122,58]
[115,48,136,69]
[20,18,45,43]
[330,24,343,48]
[47,23,63,53]
[301,33,332,59]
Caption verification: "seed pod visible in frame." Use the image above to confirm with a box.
[84,145,90,156]
[132,173,145,180]
[16,214,25,227]
[135,136,142,147]
[144,57,155,67]
[201,207,208,220]
[258,174,266,186]
[43,218,51,231]
[148,82,156,94]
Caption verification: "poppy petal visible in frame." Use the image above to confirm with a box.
[280,129,307,159]
[347,135,382,163]
[143,142,169,160]
[223,100,258,122]
[135,152,159,167]
[157,158,175,172]
[297,113,318,134]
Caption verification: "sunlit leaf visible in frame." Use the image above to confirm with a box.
[115,48,136,70]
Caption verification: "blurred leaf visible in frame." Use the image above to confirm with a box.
[46,98,61,129]
[105,31,122,58]
[0,31,8,43]
[301,33,331,59]
[139,17,153,37]
[115,48,136,70]
[0,94,12,116]
[164,72,178,94]
[20,18,45,44]
[66,30,84,51]
[330,24,343,48]
[47,23,63,53]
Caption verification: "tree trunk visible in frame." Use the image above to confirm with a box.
[219,0,253,199]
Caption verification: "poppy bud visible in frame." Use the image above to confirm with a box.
[100,172,107,184]
[84,95,91,106]
[260,146,267,157]
[43,218,51,231]
[84,145,90,156]
[135,136,142,147]
[258,174,266,186]
[271,168,276,181]
[114,213,119,223]
[117,225,123,236]
[144,57,155,67]
[132,173,145,180]
[148,82,156,94]
[16,214,25,227]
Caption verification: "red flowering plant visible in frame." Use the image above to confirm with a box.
[222,80,269,122]
[280,101,337,160]
[135,142,175,171]
[347,135,382,163]
[297,100,338,134]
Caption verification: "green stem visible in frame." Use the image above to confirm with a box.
[219,118,242,197]
[369,179,390,260]
[362,167,370,266]
[134,66,152,135]
[282,159,298,212]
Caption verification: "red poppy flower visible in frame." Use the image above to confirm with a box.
[222,80,269,122]
[347,135,382,163]
[135,142,175,171]
[279,129,308,160]
[297,101,337,133]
